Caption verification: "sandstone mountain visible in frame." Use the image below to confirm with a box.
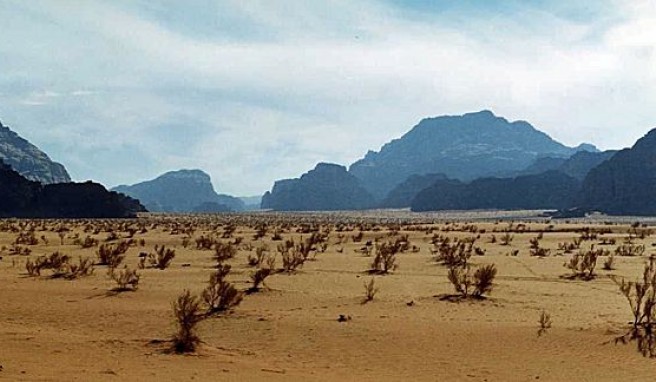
[0,160,143,218]
[261,163,374,211]
[112,169,244,213]
[349,110,597,200]
[0,120,71,184]
[577,129,656,215]
[411,171,581,212]
[518,150,616,180]
[378,173,448,209]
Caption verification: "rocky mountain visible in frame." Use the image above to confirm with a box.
[577,129,656,215]
[112,169,244,213]
[261,163,374,211]
[349,110,597,200]
[0,120,71,184]
[0,160,144,218]
[518,150,616,180]
[411,171,581,212]
[379,173,448,209]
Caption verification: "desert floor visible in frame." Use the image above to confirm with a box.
[2,212,656,381]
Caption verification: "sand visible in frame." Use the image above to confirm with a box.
[2,214,656,381]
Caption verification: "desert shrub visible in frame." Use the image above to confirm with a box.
[281,247,306,272]
[538,310,552,337]
[172,290,203,353]
[195,235,217,250]
[529,238,550,257]
[615,244,646,257]
[96,242,129,269]
[447,263,497,299]
[247,245,268,267]
[147,245,176,270]
[249,267,273,293]
[363,277,378,303]
[109,266,140,291]
[563,248,605,280]
[15,231,38,245]
[603,254,615,271]
[201,264,243,314]
[613,256,656,357]
[434,240,474,267]
[26,252,94,279]
[370,241,399,274]
[213,242,236,264]
[499,233,513,246]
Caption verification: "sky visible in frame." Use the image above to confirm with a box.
[1,0,655,196]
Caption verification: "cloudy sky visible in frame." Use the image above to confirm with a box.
[1,1,655,196]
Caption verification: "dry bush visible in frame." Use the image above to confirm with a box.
[109,266,140,291]
[147,245,176,270]
[615,244,646,257]
[613,256,656,357]
[25,252,94,279]
[15,231,38,245]
[603,254,615,270]
[202,264,243,314]
[433,240,474,267]
[370,241,399,274]
[529,237,550,257]
[499,233,513,246]
[172,290,203,353]
[247,245,268,267]
[248,267,273,293]
[195,235,217,250]
[362,277,378,303]
[563,248,605,280]
[96,242,129,269]
[213,242,236,264]
[447,263,497,299]
[538,310,552,337]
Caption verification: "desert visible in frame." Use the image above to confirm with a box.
[3,211,656,381]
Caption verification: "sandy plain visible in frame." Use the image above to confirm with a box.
[2,212,656,381]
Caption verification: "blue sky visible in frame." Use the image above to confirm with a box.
[1,0,655,195]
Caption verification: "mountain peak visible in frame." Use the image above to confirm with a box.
[0,119,71,184]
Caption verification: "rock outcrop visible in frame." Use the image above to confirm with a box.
[0,120,71,184]
[261,163,374,211]
[112,169,245,213]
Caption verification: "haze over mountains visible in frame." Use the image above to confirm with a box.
[112,170,245,213]
[1,110,656,217]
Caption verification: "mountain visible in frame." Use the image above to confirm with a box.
[261,163,374,211]
[239,195,263,211]
[577,129,656,215]
[411,171,581,212]
[518,150,616,180]
[379,173,448,209]
[349,110,597,200]
[112,169,245,213]
[0,160,144,218]
[0,120,71,184]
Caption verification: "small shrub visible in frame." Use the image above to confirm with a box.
[148,245,176,270]
[370,241,399,274]
[249,267,273,293]
[362,277,378,303]
[447,263,497,299]
[172,290,203,353]
[110,266,140,291]
[201,264,243,314]
[538,310,552,337]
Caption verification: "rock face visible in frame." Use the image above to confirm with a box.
[0,161,144,218]
[112,169,244,213]
[349,110,597,200]
[519,150,616,180]
[577,129,656,215]
[0,120,71,184]
[379,173,448,209]
[411,171,581,212]
[261,163,374,211]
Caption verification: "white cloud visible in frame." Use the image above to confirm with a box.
[1,0,655,194]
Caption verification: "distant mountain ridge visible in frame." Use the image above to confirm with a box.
[0,160,143,218]
[261,163,374,211]
[113,169,245,213]
[0,120,71,184]
[349,110,597,200]
[411,171,581,212]
[576,128,656,215]
[517,150,616,180]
